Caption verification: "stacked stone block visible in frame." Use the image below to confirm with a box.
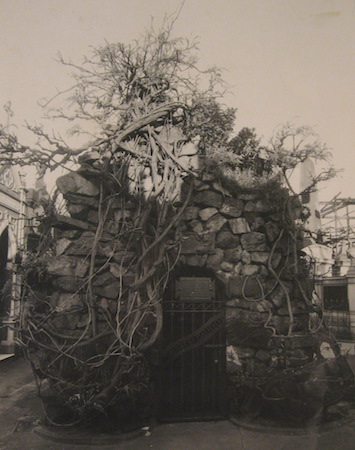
[177,175,315,377]
[47,165,315,375]
[46,170,137,336]
[43,159,348,423]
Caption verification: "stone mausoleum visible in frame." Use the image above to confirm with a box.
[22,149,353,428]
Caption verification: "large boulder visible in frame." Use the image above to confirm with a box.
[47,255,90,278]
[206,214,227,232]
[241,232,267,251]
[216,230,240,249]
[193,190,223,208]
[220,198,244,218]
[229,218,250,234]
[57,172,100,197]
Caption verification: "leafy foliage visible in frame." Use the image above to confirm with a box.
[203,124,336,195]
[267,124,337,195]
[183,97,235,152]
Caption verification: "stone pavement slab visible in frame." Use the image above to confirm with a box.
[1,357,354,450]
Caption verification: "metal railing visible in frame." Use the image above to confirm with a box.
[324,310,352,340]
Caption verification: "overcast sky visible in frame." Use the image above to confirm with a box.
[0,0,354,201]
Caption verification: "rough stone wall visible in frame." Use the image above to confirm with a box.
[48,164,312,375]
[41,159,351,423]
[176,174,315,374]
[47,170,137,334]
[49,167,310,359]
[175,174,354,422]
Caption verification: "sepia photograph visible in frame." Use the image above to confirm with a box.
[0,1,354,448]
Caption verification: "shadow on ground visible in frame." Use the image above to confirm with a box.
[0,356,355,450]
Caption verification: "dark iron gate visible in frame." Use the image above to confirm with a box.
[160,277,226,421]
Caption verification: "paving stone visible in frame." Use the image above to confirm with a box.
[56,172,99,197]
[190,219,204,235]
[250,216,265,231]
[220,261,235,272]
[199,207,218,221]
[229,275,265,298]
[216,230,239,249]
[206,214,227,232]
[241,232,267,251]
[92,271,116,286]
[47,256,90,278]
[104,220,120,235]
[58,229,81,239]
[67,203,89,219]
[206,248,224,271]
[53,215,94,232]
[238,192,258,201]
[224,246,243,263]
[193,190,223,208]
[64,193,99,207]
[52,276,85,292]
[244,201,256,212]
[212,180,226,193]
[112,250,136,265]
[269,284,293,308]
[242,250,251,264]
[56,292,82,312]
[255,349,271,362]
[182,206,200,221]
[185,254,208,267]
[220,198,244,218]
[180,234,215,254]
[250,251,270,265]
[65,235,106,257]
[229,217,250,234]
[93,281,120,299]
[254,200,271,213]
[241,264,260,276]
[55,238,72,256]
[265,221,281,242]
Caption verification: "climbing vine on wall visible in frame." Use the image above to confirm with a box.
[2,22,342,426]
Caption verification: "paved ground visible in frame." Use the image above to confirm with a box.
[0,356,355,450]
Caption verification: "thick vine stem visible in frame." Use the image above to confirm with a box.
[11,27,340,425]
[267,229,294,336]
[134,178,194,271]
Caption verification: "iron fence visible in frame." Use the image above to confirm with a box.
[323,310,352,340]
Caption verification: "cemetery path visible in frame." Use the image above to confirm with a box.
[0,356,354,450]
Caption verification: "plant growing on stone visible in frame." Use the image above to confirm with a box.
[1,20,346,428]
[3,22,236,425]
[268,124,337,196]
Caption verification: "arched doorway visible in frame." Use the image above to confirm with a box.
[159,266,227,421]
[0,227,12,342]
